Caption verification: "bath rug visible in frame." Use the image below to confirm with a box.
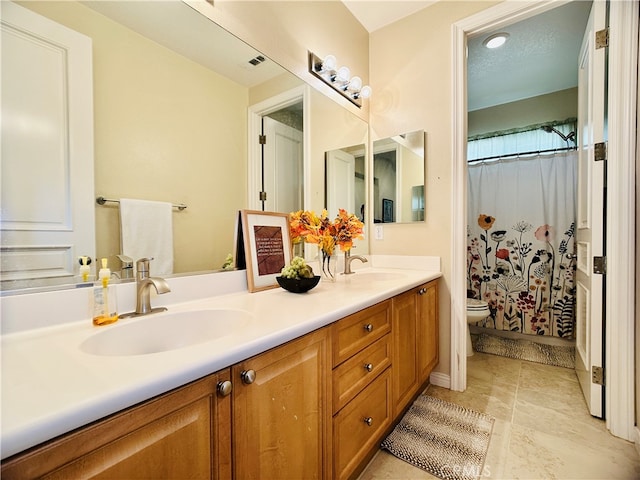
[473,333,575,368]
[381,395,494,480]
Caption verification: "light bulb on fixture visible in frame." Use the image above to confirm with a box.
[335,66,351,84]
[309,52,370,107]
[358,85,371,98]
[349,76,363,91]
[322,55,336,71]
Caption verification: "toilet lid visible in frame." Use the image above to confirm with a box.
[466,298,488,310]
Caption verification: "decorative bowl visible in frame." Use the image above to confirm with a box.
[276,276,321,293]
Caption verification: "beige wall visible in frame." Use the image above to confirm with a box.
[468,87,578,136]
[369,1,500,376]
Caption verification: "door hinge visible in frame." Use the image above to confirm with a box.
[259,191,267,201]
[595,28,609,49]
[594,142,607,161]
[592,365,605,386]
[259,134,267,145]
[593,256,606,274]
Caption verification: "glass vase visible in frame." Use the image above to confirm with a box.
[318,248,337,282]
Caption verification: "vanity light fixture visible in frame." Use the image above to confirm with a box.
[483,32,510,49]
[309,52,371,108]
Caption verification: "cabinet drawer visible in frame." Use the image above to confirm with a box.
[332,300,391,367]
[333,335,391,413]
[333,369,392,480]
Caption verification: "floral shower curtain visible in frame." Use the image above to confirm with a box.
[467,151,577,338]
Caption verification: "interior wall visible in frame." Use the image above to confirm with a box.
[468,87,578,136]
[369,0,500,377]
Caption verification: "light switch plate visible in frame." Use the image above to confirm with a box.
[374,225,384,240]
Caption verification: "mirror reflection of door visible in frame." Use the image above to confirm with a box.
[325,144,366,221]
[1,2,95,290]
[373,146,397,223]
[373,131,426,223]
[325,149,355,217]
[261,104,303,213]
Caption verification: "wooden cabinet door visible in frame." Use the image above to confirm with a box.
[391,289,419,417]
[232,328,330,480]
[1,370,232,480]
[417,280,439,381]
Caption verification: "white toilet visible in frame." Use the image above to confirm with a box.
[466,298,490,356]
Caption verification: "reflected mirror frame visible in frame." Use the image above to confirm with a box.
[372,130,426,224]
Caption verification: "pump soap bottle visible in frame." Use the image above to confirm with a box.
[79,256,92,282]
[92,258,118,326]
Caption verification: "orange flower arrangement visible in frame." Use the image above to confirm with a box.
[289,209,364,255]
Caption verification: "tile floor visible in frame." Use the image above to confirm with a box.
[359,351,640,480]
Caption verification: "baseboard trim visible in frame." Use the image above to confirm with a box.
[634,427,640,457]
[429,372,451,389]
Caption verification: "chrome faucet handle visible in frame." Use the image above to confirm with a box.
[135,257,154,278]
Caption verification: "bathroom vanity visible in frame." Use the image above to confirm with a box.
[1,266,440,479]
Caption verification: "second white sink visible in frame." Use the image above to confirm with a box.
[80,309,252,356]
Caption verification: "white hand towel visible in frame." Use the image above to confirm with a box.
[119,198,173,276]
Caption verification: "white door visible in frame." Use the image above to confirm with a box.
[575,0,607,418]
[0,2,95,289]
[262,117,303,214]
[325,149,355,217]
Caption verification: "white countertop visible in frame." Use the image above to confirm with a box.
[1,263,440,460]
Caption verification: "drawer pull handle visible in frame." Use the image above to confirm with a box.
[241,369,256,385]
[364,363,373,372]
[364,323,373,333]
[364,417,373,426]
[216,380,233,397]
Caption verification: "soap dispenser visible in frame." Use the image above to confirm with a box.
[92,258,118,326]
[78,256,92,282]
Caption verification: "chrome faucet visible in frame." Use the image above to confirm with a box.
[121,258,171,318]
[343,250,368,275]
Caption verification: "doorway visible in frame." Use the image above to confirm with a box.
[451,0,637,441]
[248,85,309,213]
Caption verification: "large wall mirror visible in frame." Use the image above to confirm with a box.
[1,0,368,293]
[372,130,426,224]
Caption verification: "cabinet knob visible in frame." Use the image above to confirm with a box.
[418,288,426,295]
[241,369,256,385]
[363,323,373,332]
[364,417,373,426]
[364,363,373,372]
[216,380,233,397]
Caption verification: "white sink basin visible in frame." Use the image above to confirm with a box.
[349,271,406,282]
[80,309,252,356]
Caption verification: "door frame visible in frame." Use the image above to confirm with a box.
[451,0,637,441]
[247,85,310,211]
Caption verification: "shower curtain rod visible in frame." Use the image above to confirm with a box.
[468,146,577,164]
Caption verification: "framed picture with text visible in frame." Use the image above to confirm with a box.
[382,198,394,223]
[240,210,292,292]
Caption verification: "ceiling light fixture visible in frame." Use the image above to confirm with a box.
[483,32,510,49]
[309,52,371,108]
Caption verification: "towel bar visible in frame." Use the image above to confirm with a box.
[96,196,187,211]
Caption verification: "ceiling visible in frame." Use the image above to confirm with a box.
[467,1,592,111]
[344,0,592,111]
[341,1,436,32]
